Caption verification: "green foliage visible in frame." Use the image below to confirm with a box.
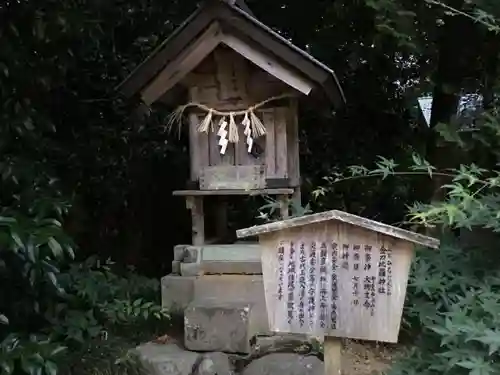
[0,253,169,375]
[46,257,169,345]
[0,335,65,375]
[311,72,500,373]
[313,152,500,374]
[387,238,500,375]
[257,196,312,222]
[0,210,169,375]
[2,0,500,375]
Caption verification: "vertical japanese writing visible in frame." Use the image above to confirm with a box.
[364,245,373,271]
[378,246,387,294]
[352,244,361,306]
[352,276,360,306]
[364,245,375,316]
[307,241,317,325]
[298,242,307,327]
[387,247,393,296]
[363,275,376,316]
[319,242,328,329]
[341,244,349,270]
[353,245,361,271]
[287,241,296,324]
[330,242,339,330]
[370,277,376,316]
[277,242,285,301]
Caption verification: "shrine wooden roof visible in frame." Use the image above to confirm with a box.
[116,0,346,107]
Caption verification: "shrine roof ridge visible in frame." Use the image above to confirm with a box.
[236,210,440,249]
[115,0,346,107]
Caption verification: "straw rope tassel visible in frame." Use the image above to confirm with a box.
[165,92,296,136]
[249,110,266,138]
[242,112,253,153]
[217,117,229,155]
[197,109,213,133]
[228,112,239,143]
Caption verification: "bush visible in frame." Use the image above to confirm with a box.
[389,237,500,375]
[0,206,169,375]
[314,127,500,374]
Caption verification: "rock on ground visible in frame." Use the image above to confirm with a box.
[242,353,323,375]
[197,352,234,375]
[135,343,235,375]
[135,342,201,375]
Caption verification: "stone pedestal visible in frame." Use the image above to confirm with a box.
[161,243,269,354]
[185,301,258,353]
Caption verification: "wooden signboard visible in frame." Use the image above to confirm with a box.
[236,210,439,374]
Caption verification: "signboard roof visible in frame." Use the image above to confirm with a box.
[236,209,440,249]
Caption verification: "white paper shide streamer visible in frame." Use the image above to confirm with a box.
[242,112,253,153]
[217,117,229,155]
[167,94,294,153]
[214,111,263,155]
[185,98,283,155]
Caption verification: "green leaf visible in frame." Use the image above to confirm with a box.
[0,63,9,77]
[0,359,14,375]
[44,361,57,375]
[38,219,62,228]
[11,232,24,250]
[20,357,39,375]
[49,346,66,357]
[48,238,63,259]
[457,356,496,375]
[0,217,15,226]
[65,246,75,259]
[46,272,64,294]
[0,314,8,325]
[26,237,36,262]
[469,329,500,355]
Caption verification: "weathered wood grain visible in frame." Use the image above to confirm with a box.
[199,165,265,190]
[189,112,210,181]
[141,22,223,105]
[214,47,248,101]
[287,98,300,187]
[172,188,294,196]
[259,221,416,343]
[263,109,276,178]
[186,196,205,246]
[221,33,314,95]
[324,337,342,375]
[274,107,288,179]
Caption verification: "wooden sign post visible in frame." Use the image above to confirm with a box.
[236,210,439,374]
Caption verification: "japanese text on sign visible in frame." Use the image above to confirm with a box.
[274,240,395,330]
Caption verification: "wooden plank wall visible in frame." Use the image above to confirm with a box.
[287,98,300,187]
[274,107,288,179]
[186,45,298,184]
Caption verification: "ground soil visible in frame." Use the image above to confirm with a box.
[341,339,399,375]
[162,319,401,375]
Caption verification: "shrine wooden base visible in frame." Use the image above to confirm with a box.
[324,337,342,375]
[173,188,297,245]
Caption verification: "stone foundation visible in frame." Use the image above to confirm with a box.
[143,243,325,375]
[161,243,270,354]
[134,335,324,375]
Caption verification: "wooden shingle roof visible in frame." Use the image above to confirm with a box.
[116,0,346,107]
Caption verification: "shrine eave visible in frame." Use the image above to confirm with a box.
[115,0,346,108]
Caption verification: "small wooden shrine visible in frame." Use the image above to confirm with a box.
[118,0,348,355]
[117,0,345,247]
